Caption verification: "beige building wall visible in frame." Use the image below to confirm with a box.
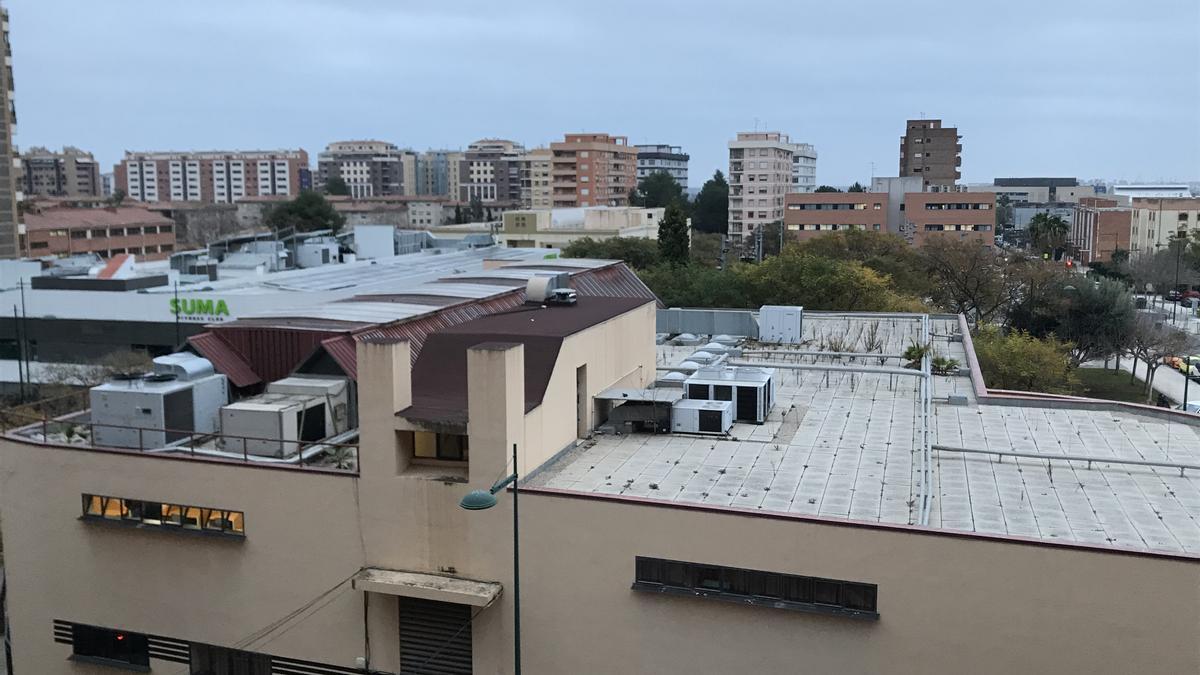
[1129,197,1200,256]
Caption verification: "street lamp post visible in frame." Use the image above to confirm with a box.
[459,444,520,675]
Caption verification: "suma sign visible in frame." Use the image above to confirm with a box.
[170,298,230,322]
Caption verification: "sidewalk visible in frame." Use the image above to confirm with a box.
[1105,357,1197,406]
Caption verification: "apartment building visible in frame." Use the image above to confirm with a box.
[0,3,18,258]
[415,150,463,197]
[1128,197,1200,256]
[635,144,689,189]
[905,191,996,246]
[791,143,818,193]
[115,150,309,204]
[317,140,415,199]
[458,139,525,204]
[520,147,552,209]
[21,205,176,260]
[1071,197,1131,264]
[728,132,795,241]
[500,206,664,248]
[549,133,637,208]
[783,192,887,242]
[2,273,1198,675]
[20,146,100,198]
[899,119,962,189]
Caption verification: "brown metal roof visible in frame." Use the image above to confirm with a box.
[337,293,457,306]
[401,297,653,425]
[187,332,262,388]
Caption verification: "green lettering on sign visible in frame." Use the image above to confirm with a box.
[169,297,231,319]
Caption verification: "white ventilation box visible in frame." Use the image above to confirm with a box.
[90,357,228,450]
[684,366,776,424]
[759,305,804,344]
[671,399,733,434]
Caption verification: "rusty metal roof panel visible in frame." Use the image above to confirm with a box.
[187,332,262,388]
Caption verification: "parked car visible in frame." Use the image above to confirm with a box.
[1179,290,1200,305]
[1166,289,1183,301]
[1177,401,1200,414]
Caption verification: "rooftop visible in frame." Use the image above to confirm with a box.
[23,206,173,231]
[530,313,1200,557]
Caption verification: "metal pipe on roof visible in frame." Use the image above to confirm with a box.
[741,349,907,359]
[726,360,924,377]
[932,444,1200,476]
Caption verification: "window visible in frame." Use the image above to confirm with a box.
[633,557,878,619]
[408,431,469,462]
[82,494,245,537]
[71,229,88,239]
[190,643,271,675]
[71,624,150,670]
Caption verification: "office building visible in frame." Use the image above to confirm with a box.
[791,142,818,193]
[1071,197,1131,265]
[727,132,795,240]
[20,146,101,198]
[783,192,887,242]
[1128,197,1200,256]
[459,139,525,204]
[317,141,415,198]
[2,287,1198,674]
[500,206,664,248]
[549,133,637,208]
[871,176,923,235]
[968,178,1095,205]
[905,191,996,246]
[0,2,18,258]
[635,144,689,189]
[115,150,309,204]
[898,119,961,188]
[21,205,176,261]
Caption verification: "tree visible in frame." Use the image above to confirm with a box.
[792,229,932,298]
[1004,260,1072,337]
[971,325,1077,394]
[1110,248,1130,267]
[814,185,842,193]
[454,204,464,224]
[106,188,127,208]
[995,194,1014,231]
[657,202,690,265]
[1127,315,1190,403]
[847,182,866,193]
[1057,278,1136,366]
[635,171,686,209]
[921,238,1015,324]
[265,191,345,234]
[324,177,350,196]
[1028,212,1070,254]
[469,196,484,222]
[562,237,661,269]
[689,232,724,268]
[691,171,728,234]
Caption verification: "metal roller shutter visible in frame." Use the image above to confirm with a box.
[399,597,473,675]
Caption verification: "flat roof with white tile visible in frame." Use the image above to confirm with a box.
[532,313,1200,556]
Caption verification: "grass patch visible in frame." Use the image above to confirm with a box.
[1073,367,1154,404]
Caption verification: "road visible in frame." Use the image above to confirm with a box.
[1105,357,1199,407]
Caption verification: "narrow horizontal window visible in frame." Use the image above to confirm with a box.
[632,556,877,619]
[71,623,150,670]
[81,494,244,538]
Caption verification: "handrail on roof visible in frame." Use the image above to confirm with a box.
[933,444,1199,477]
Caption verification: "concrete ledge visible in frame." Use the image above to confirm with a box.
[352,568,502,607]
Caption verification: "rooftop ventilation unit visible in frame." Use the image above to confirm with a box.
[656,371,688,388]
[90,358,228,450]
[671,399,733,434]
[758,305,804,344]
[684,366,776,424]
[672,333,704,346]
[218,376,350,457]
[525,272,571,303]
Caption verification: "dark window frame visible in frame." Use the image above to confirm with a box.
[70,623,151,672]
[632,556,878,620]
[81,493,245,539]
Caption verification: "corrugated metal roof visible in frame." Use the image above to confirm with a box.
[320,336,359,380]
[569,263,661,306]
[354,292,527,366]
[187,332,262,388]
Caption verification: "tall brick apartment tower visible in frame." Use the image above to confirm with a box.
[898,119,961,190]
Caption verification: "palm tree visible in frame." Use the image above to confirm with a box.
[1028,212,1070,254]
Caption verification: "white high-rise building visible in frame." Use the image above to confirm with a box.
[791,143,817,193]
[728,132,798,241]
[635,144,689,190]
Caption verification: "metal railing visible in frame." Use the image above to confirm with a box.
[933,444,1198,477]
[2,406,359,473]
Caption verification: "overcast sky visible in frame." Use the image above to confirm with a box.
[8,0,1199,188]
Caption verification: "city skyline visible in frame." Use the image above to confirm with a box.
[8,0,1200,189]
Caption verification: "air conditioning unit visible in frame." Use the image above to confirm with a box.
[218,393,328,458]
[525,272,571,303]
[672,399,733,434]
[684,366,776,424]
[759,305,803,344]
[90,358,228,450]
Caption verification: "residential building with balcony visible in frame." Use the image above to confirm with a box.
[415,149,463,197]
[2,276,1198,675]
[549,133,637,208]
[519,147,552,209]
[1128,197,1200,256]
[0,2,18,258]
[790,143,818,193]
[635,144,689,189]
[1070,197,1131,265]
[783,192,887,242]
[898,119,962,189]
[20,205,176,261]
[317,140,414,199]
[727,132,795,241]
[904,191,996,246]
[458,139,525,205]
[20,146,100,198]
[115,150,309,204]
